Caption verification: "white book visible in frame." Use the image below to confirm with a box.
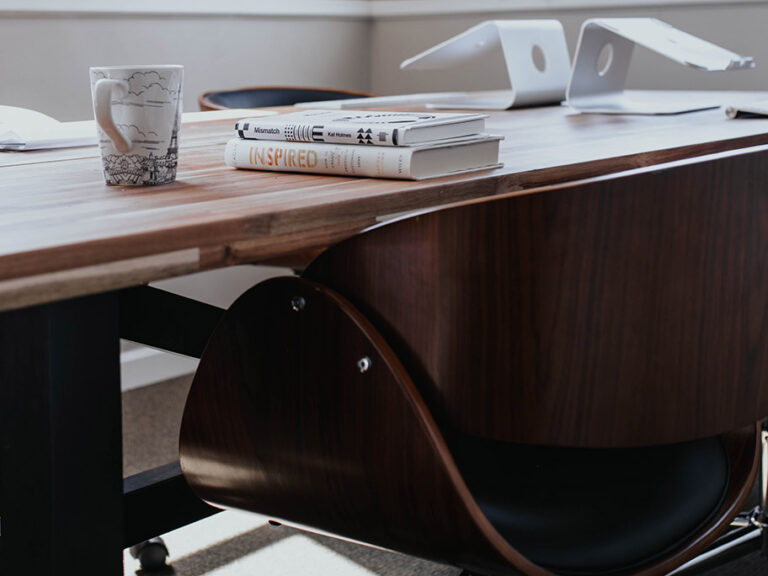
[234,109,487,147]
[224,135,503,180]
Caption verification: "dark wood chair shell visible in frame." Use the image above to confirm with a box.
[180,147,768,575]
[181,277,541,575]
[305,147,768,448]
[179,276,758,575]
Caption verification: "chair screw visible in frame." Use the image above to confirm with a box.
[290,296,306,312]
[357,357,372,373]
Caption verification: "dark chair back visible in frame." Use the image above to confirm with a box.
[198,86,373,111]
[181,147,768,575]
[305,147,768,448]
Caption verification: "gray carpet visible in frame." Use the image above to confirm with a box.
[123,374,191,477]
[122,376,768,575]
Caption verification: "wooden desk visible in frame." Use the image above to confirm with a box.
[2,91,768,574]
[4,91,768,311]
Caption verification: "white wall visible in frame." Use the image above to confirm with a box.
[0,13,370,120]
[4,4,768,121]
[371,4,768,95]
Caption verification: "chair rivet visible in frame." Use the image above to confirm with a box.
[290,296,306,312]
[357,357,372,373]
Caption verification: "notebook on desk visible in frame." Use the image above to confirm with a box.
[294,92,470,109]
[0,106,97,151]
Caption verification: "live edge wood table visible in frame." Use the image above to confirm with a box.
[2,91,768,575]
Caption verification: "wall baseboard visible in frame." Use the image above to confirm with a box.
[371,0,760,18]
[120,346,198,393]
[0,0,368,18]
[4,0,757,19]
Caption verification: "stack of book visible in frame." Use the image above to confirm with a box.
[224,109,503,180]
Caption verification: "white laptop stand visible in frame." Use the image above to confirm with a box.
[566,18,755,115]
[400,20,572,110]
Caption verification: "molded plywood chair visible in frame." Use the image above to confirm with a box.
[198,85,373,111]
[179,147,768,575]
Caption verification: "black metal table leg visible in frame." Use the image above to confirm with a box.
[0,292,124,575]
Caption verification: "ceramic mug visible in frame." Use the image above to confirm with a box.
[90,65,183,186]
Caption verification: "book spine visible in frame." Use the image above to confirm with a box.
[224,138,415,179]
[236,120,398,146]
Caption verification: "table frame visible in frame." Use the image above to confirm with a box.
[0,286,222,574]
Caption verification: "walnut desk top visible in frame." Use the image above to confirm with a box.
[2,91,768,311]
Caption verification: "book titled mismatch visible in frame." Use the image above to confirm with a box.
[235,109,488,146]
[226,109,503,180]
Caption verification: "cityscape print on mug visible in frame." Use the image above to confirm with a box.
[90,66,183,186]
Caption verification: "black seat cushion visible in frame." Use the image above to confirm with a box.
[205,88,366,109]
[452,434,729,575]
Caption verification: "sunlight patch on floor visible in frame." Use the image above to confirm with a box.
[204,534,378,576]
[123,509,269,573]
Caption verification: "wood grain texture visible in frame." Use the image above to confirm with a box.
[305,146,768,448]
[0,248,199,312]
[178,276,759,575]
[2,92,768,307]
[179,276,540,576]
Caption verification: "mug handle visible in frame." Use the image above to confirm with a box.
[93,79,132,154]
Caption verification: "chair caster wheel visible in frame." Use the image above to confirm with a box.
[130,537,169,571]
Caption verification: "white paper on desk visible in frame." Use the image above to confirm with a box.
[0,106,278,151]
[295,92,470,109]
[0,106,97,150]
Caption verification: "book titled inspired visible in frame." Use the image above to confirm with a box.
[224,135,503,180]
[234,109,487,147]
